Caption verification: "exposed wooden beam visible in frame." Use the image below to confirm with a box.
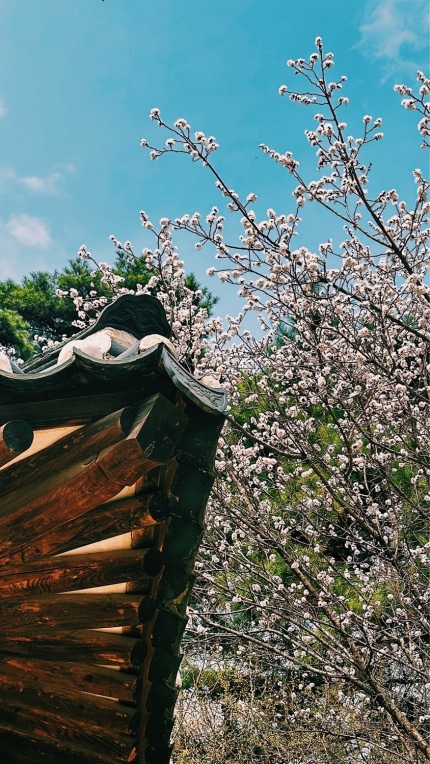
[0,656,137,703]
[0,406,136,498]
[0,394,188,562]
[0,420,33,467]
[0,629,147,668]
[0,548,163,598]
[0,691,136,760]
[0,593,155,632]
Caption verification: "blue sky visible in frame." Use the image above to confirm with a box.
[0,0,428,313]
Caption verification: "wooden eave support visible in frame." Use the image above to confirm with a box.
[0,655,137,703]
[0,393,188,564]
[0,374,227,763]
[0,406,136,496]
[0,420,33,467]
[0,629,148,669]
[0,592,155,632]
[0,689,137,762]
[0,548,163,598]
[4,491,173,562]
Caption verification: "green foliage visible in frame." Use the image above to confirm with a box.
[57,257,106,297]
[0,306,34,360]
[0,253,217,359]
[112,249,150,291]
[0,261,95,358]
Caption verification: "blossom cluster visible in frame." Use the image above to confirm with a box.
[72,39,429,760]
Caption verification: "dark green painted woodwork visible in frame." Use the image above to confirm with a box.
[151,610,189,655]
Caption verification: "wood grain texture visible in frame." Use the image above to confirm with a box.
[0,691,136,760]
[0,406,135,497]
[1,493,166,564]
[0,548,162,598]
[0,629,147,668]
[0,394,187,563]
[0,593,154,632]
[0,729,133,764]
[0,291,228,764]
[0,656,137,703]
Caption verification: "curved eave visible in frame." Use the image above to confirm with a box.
[160,347,227,415]
[0,344,227,425]
[22,293,172,374]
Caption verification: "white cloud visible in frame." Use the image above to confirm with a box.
[18,172,62,194]
[0,98,7,118]
[0,165,76,195]
[4,214,52,248]
[0,217,68,281]
[358,0,429,69]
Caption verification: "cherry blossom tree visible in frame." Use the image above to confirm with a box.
[78,39,429,763]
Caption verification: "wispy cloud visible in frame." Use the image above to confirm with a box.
[357,0,429,75]
[0,165,75,195]
[0,98,7,118]
[0,215,68,280]
[18,172,62,194]
[4,214,52,248]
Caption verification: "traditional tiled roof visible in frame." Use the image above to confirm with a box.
[0,295,226,764]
